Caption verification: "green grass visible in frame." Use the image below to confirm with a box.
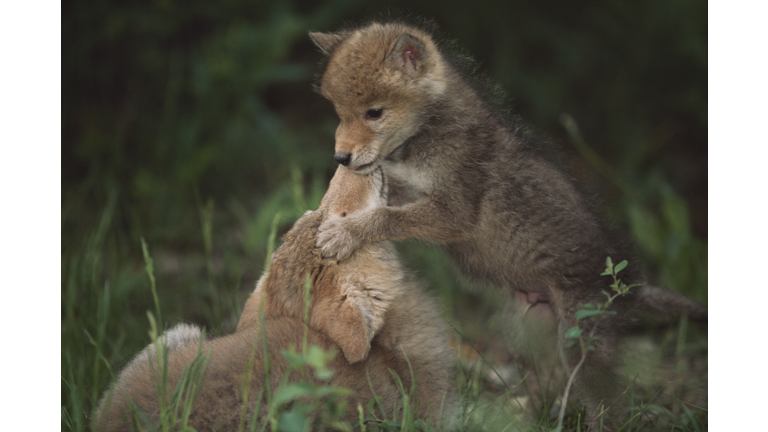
[62,168,707,431]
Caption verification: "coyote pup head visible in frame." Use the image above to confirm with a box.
[310,22,448,174]
[239,166,395,364]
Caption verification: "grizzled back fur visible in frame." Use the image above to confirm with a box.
[310,21,706,431]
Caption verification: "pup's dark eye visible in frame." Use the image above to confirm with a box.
[366,108,383,120]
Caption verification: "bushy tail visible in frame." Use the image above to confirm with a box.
[636,285,707,323]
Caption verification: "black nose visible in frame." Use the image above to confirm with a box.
[334,152,351,166]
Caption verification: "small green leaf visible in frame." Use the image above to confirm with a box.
[306,345,336,369]
[575,309,604,320]
[314,368,334,381]
[272,383,315,406]
[278,411,308,432]
[614,260,628,274]
[279,348,306,368]
[564,327,583,339]
[367,396,382,415]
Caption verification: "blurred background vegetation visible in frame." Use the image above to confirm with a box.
[62,0,706,430]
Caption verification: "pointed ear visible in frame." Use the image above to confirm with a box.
[387,33,426,78]
[309,31,350,56]
[332,301,372,363]
[311,293,374,364]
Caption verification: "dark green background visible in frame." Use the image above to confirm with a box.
[63,0,707,237]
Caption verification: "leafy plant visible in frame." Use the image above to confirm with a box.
[556,257,638,432]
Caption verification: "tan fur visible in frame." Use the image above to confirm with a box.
[310,22,707,430]
[310,23,449,176]
[92,167,457,431]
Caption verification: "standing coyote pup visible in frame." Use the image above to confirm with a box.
[311,21,706,429]
[92,166,457,431]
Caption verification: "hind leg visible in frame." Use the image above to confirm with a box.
[504,290,559,360]
[502,291,562,418]
[557,312,627,432]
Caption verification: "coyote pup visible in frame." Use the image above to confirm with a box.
[92,166,457,431]
[310,21,706,429]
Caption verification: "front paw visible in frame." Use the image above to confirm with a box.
[317,216,361,260]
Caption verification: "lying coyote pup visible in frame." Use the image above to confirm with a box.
[92,166,457,431]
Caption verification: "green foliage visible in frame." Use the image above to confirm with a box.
[264,345,354,432]
[558,258,637,432]
[564,257,636,350]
